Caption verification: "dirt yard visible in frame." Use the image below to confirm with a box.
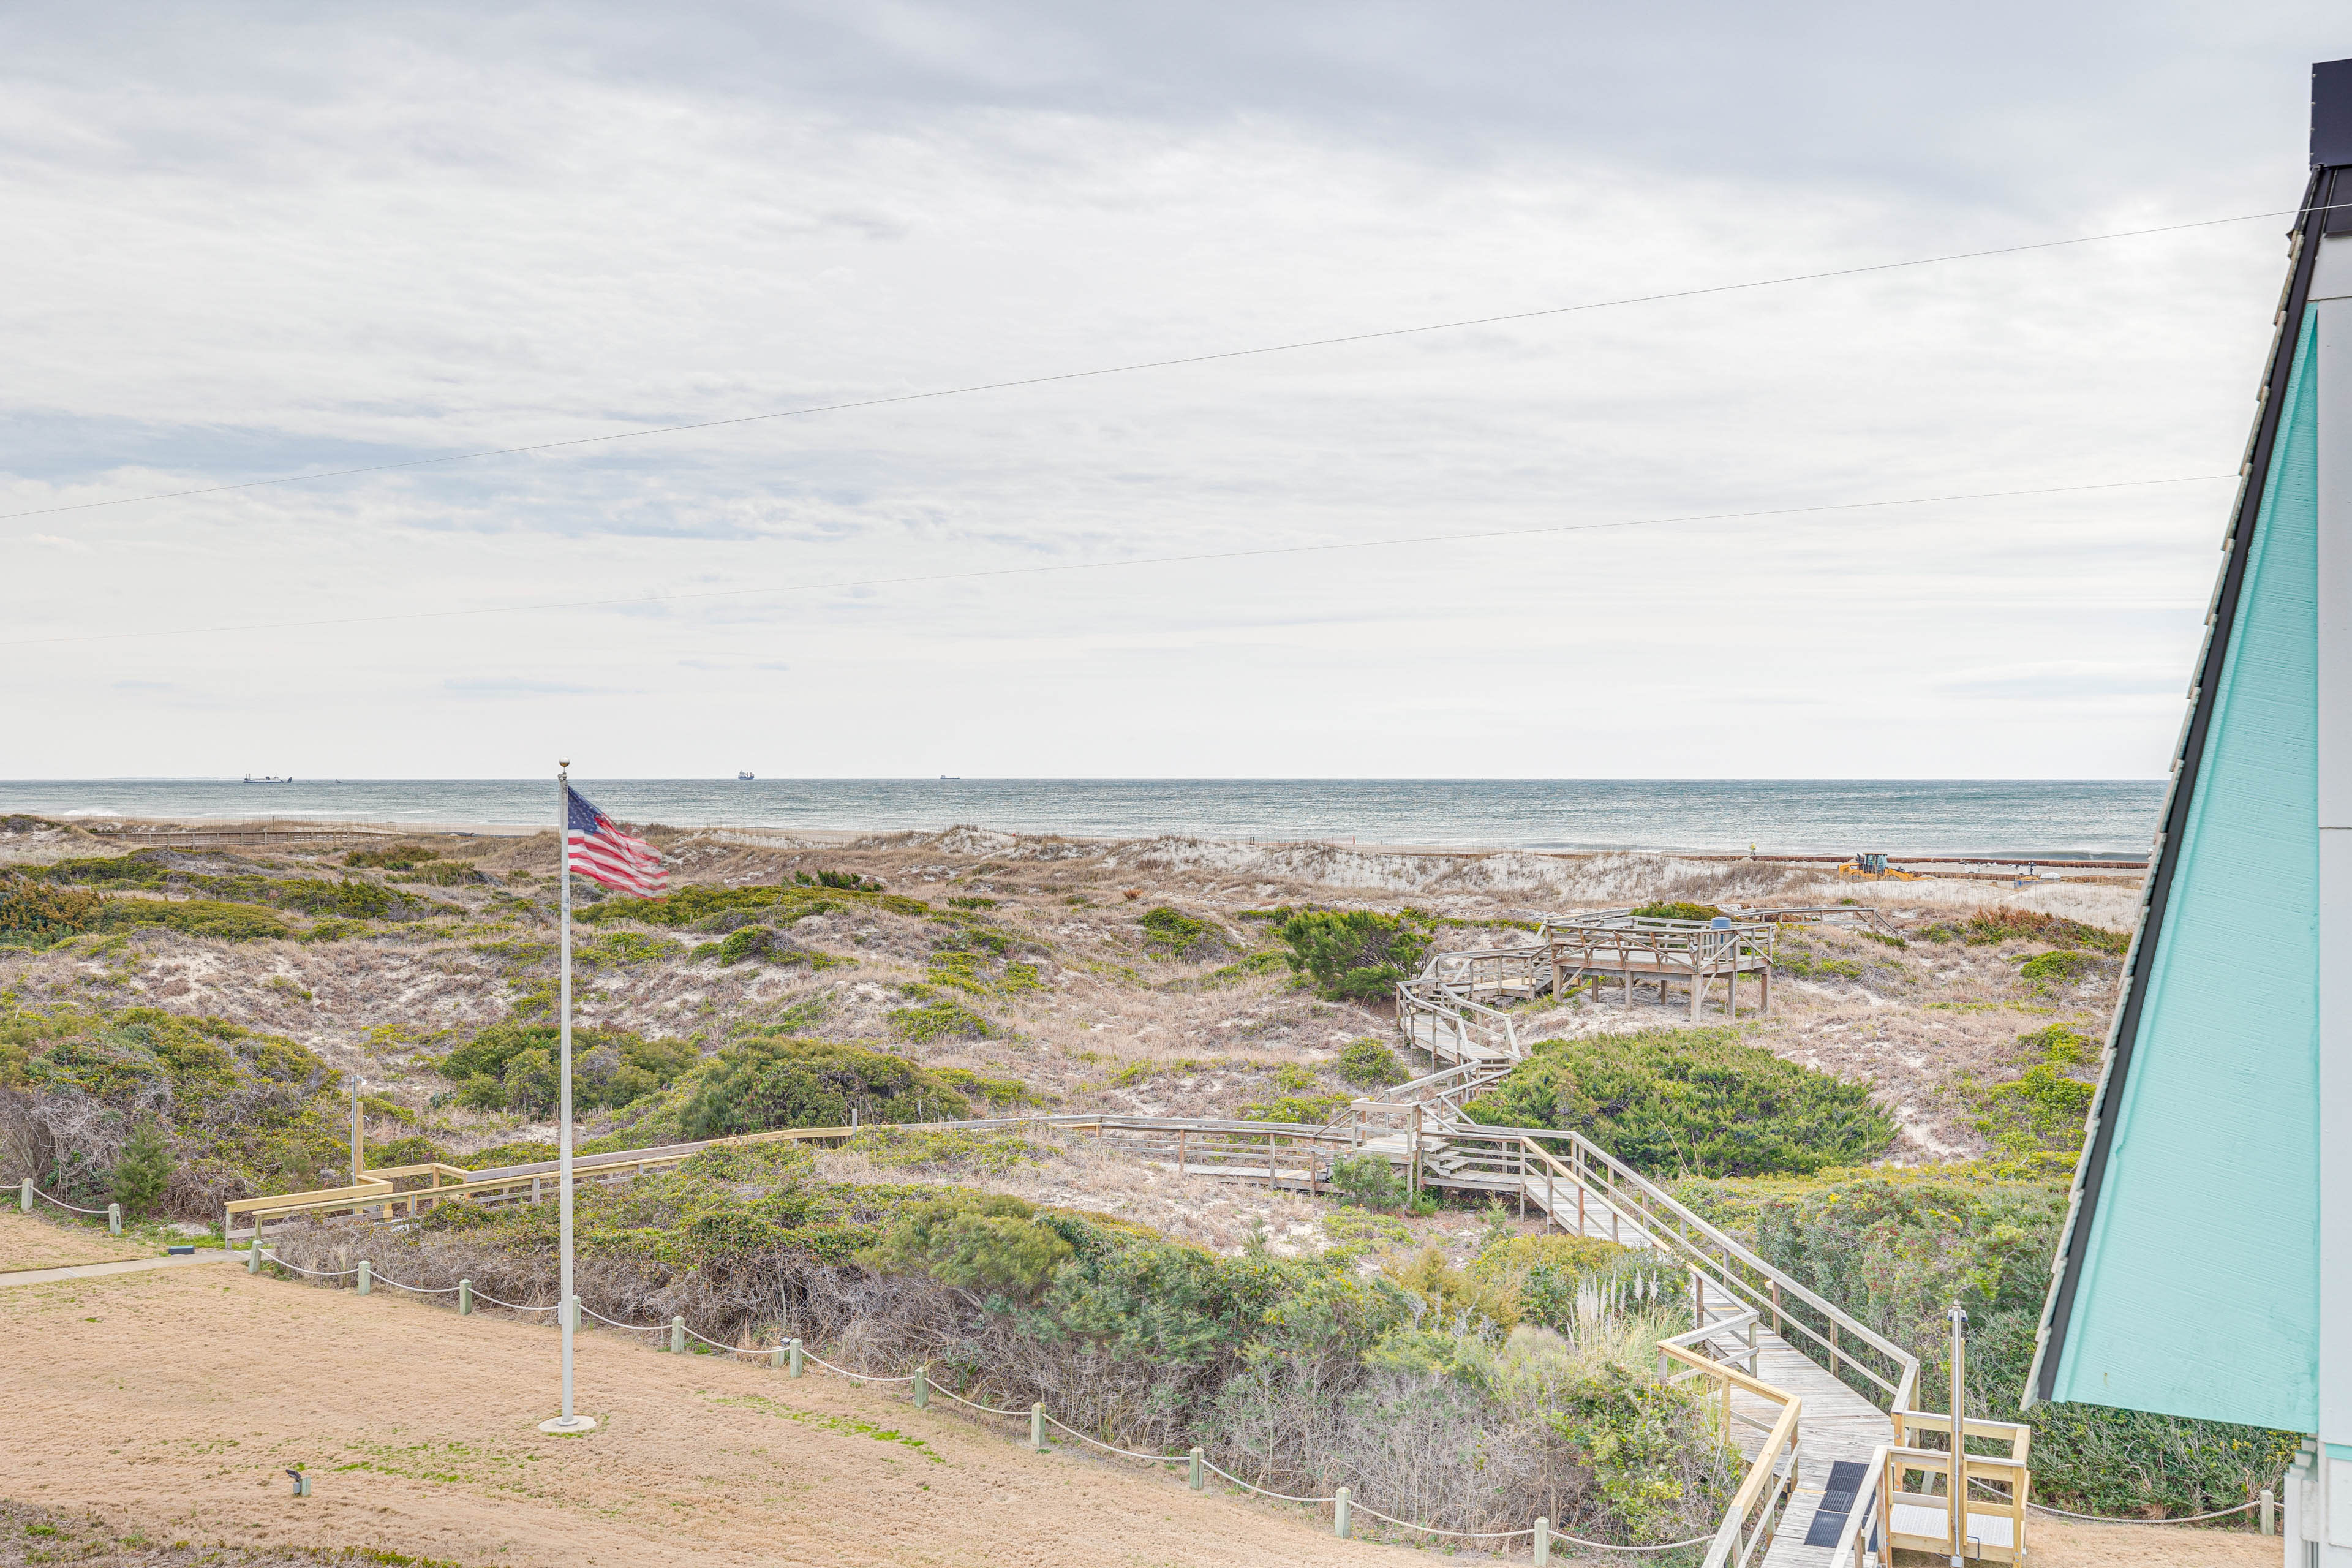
[0,1210,154,1270]
[0,1222,2274,1568]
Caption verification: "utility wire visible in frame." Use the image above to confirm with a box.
[1,471,2231,649]
[0,203,2323,526]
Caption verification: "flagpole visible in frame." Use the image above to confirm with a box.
[541,760,593,1435]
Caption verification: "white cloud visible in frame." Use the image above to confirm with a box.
[0,2,2342,778]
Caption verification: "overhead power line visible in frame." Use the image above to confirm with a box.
[0,204,2319,526]
[2,472,2231,649]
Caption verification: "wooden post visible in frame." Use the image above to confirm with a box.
[1333,1485,1351,1539]
[914,1364,930,1408]
[788,1338,804,1377]
[671,1316,686,1354]
[17,1178,28,1212]
[357,1259,372,1296]
[1534,1517,1550,1566]
[1577,1183,1586,1236]
[107,1202,121,1237]
[1949,1305,1968,1565]
[1770,1279,1782,1334]
[1031,1403,1045,1452]
[1177,1128,1186,1172]
[459,1279,472,1315]
[1191,1447,1205,1490]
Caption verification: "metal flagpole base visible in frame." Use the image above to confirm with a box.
[538,1414,598,1435]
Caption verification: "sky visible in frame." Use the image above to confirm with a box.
[2,2,2346,780]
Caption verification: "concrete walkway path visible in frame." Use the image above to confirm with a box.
[0,1251,240,1289]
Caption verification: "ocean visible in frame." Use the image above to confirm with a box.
[0,778,2165,858]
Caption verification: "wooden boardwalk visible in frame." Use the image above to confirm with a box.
[1434,1155,1893,1568]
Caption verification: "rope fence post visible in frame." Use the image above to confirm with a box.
[1333,1485,1351,1539]
[2262,1487,2276,1536]
[459,1279,472,1316]
[1031,1403,1045,1452]
[670,1316,685,1354]
[107,1202,121,1237]
[1534,1516,1549,1565]
[247,1240,263,1275]
[357,1259,372,1296]
[1189,1447,1204,1491]
[18,1178,28,1213]
[914,1365,929,1409]
[789,1338,804,1377]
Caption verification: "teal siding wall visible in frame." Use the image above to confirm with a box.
[2051,317,2320,1430]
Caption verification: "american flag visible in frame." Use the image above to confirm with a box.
[565,785,666,897]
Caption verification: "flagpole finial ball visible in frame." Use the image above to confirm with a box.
[559,759,570,768]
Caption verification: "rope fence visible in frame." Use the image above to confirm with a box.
[239,1243,2288,1545]
[17,1178,118,1223]
[2027,1497,2263,1525]
[247,1242,1711,1554]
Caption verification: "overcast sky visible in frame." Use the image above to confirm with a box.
[2,3,2345,780]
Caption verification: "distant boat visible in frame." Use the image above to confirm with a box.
[737,771,755,781]
[243,775,293,784]
[939,774,960,780]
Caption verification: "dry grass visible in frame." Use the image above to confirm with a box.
[0,824,2141,1167]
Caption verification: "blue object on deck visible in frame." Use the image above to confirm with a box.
[166,1245,196,1256]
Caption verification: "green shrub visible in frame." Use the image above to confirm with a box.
[946,895,997,910]
[36,853,173,887]
[1333,1038,1406,1088]
[860,1191,1074,1295]
[345,845,439,869]
[798,869,883,891]
[1239,1091,1351,1125]
[436,1024,695,1116]
[110,1118,174,1215]
[1140,907,1224,959]
[366,1134,453,1168]
[1328,1151,1404,1209]
[931,1067,1046,1109]
[1964,1027,2100,1156]
[1276,910,1431,1001]
[718,925,786,965]
[1773,942,1867,981]
[1464,1028,1895,1177]
[461,1139,559,1169]
[1740,1175,2299,1517]
[0,875,101,945]
[887,997,995,1042]
[1913,905,2130,954]
[92,897,290,941]
[2018,949,2102,987]
[1632,902,1722,922]
[674,1036,970,1140]
[582,881,928,928]
[844,1126,1052,1174]
[1200,949,1291,986]
[0,1004,339,1212]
